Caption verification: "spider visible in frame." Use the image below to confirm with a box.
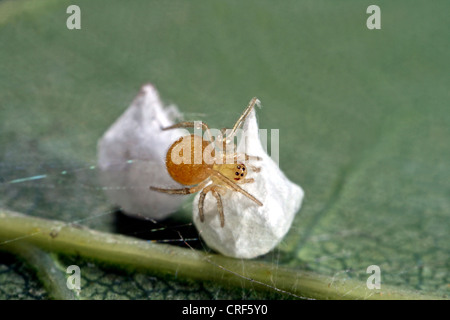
[150,97,263,227]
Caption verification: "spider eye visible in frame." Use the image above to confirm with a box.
[242,167,245,171]
[237,165,241,169]
[235,172,239,176]
[241,173,244,176]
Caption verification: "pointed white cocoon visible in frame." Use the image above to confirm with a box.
[97,84,186,219]
[193,107,304,259]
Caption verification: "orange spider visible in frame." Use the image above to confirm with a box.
[150,97,263,227]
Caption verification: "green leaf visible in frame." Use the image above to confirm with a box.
[0,209,441,299]
[0,0,448,299]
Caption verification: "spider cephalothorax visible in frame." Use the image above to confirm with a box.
[214,163,247,182]
[150,98,263,227]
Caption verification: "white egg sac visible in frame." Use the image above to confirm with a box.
[97,84,186,219]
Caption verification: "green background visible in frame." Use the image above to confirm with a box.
[0,0,448,299]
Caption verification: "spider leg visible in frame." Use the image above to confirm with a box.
[150,179,208,195]
[222,152,262,164]
[216,128,236,152]
[211,188,225,227]
[249,165,261,173]
[162,121,215,144]
[246,154,262,161]
[227,97,260,143]
[198,184,214,223]
[198,184,226,227]
[211,171,263,206]
[216,98,260,150]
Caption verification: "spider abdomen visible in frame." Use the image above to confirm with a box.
[165,134,214,186]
